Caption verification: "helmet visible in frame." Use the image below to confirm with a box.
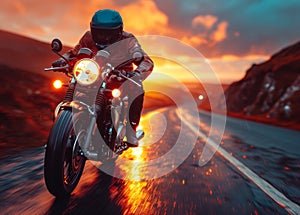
[90,9,123,46]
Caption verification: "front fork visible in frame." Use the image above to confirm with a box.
[80,112,99,160]
[80,101,124,160]
[112,96,129,143]
[80,96,135,159]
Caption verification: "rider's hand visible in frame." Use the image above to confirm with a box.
[127,70,142,79]
[52,58,66,67]
[128,70,143,85]
[107,74,119,83]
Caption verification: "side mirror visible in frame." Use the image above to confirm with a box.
[51,38,63,52]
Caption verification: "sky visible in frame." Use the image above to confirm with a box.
[1,0,300,84]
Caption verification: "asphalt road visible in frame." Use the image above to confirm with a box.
[0,106,300,215]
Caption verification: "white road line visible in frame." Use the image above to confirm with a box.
[176,109,300,215]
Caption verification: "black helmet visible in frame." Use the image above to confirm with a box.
[90,9,123,46]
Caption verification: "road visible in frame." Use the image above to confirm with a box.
[0,106,300,214]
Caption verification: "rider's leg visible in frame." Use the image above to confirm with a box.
[126,84,144,147]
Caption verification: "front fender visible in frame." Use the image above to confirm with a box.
[54,102,64,119]
[53,101,88,120]
[61,101,88,111]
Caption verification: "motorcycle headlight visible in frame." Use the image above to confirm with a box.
[73,59,100,85]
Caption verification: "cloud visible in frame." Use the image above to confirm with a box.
[180,17,228,48]
[181,35,208,47]
[153,0,300,57]
[210,21,228,44]
[15,0,26,14]
[119,0,168,35]
[192,15,218,29]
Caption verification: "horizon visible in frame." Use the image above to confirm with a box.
[0,28,269,85]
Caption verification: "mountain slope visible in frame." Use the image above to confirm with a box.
[224,41,300,126]
[0,64,65,159]
[0,30,70,159]
[0,29,71,78]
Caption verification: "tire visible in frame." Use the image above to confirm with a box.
[44,110,86,197]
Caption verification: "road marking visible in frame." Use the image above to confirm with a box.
[176,109,300,215]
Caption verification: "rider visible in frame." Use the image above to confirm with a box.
[52,9,154,147]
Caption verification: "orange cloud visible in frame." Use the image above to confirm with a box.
[211,21,228,43]
[15,0,26,14]
[179,14,229,48]
[192,15,218,29]
[181,34,208,46]
[120,0,168,35]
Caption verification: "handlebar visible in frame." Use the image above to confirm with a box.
[44,60,141,87]
[44,65,69,72]
[44,65,72,77]
[109,69,142,87]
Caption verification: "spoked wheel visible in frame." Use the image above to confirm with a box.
[44,110,86,198]
[63,129,86,188]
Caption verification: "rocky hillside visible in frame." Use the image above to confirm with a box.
[224,41,300,125]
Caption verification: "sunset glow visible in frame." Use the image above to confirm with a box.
[1,0,299,83]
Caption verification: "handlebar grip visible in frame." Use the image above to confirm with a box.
[44,67,55,71]
[44,65,69,72]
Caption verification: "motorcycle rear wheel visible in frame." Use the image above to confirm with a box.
[44,110,86,197]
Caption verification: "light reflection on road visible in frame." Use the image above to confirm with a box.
[114,141,154,214]
[0,107,296,214]
[111,110,166,214]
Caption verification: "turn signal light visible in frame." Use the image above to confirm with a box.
[112,89,121,98]
[53,80,63,89]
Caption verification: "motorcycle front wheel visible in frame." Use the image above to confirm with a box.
[44,110,86,198]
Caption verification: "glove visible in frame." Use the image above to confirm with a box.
[107,74,119,83]
[52,58,66,67]
[127,70,142,86]
[127,70,142,79]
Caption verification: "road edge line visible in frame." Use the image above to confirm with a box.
[176,109,300,215]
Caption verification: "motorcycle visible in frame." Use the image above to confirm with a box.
[43,39,144,197]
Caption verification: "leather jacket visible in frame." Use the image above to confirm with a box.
[66,31,154,80]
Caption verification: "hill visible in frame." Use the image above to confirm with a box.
[0,30,73,158]
[0,64,66,159]
[0,29,71,78]
[224,41,300,129]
